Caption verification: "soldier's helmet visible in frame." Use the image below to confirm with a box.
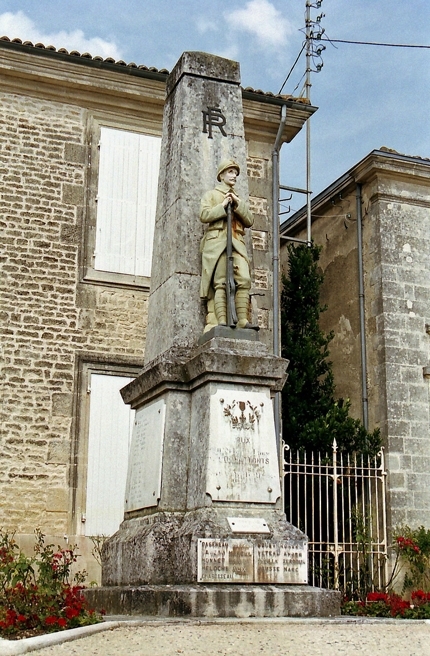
[217,159,240,181]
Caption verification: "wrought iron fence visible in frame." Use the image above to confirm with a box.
[283,440,388,596]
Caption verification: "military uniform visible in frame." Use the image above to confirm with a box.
[199,160,256,331]
[199,180,253,300]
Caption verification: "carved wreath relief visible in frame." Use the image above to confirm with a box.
[220,398,264,432]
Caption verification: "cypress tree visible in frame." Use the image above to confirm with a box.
[281,242,381,456]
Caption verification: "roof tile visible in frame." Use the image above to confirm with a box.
[0,35,310,101]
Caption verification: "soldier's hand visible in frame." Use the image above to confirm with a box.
[222,194,232,208]
[229,192,240,207]
[223,192,239,209]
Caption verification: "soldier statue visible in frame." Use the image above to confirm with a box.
[199,159,258,333]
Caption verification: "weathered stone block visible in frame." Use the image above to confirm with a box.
[254,268,269,290]
[247,157,267,179]
[52,392,72,416]
[388,472,405,489]
[47,441,70,464]
[46,487,68,512]
[62,183,84,206]
[64,142,86,164]
[252,230,268,251]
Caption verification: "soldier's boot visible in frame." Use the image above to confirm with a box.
[235,289,260,330]
[214,288,227,326]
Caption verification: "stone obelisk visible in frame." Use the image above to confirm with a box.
[91,52,340,618]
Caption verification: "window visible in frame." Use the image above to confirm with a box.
[84,123,161,287]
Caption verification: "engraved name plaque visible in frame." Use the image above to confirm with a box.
[198,539,254,583]
[254,541,308,584]
[197,539,308,584]
[124,398,166,512]
[206,388,281,503]
[227,517,270,534]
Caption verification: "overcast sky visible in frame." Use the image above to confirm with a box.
[0,0,429,214]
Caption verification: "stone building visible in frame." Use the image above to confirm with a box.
[0,37,314,579]
[281,148,430,535]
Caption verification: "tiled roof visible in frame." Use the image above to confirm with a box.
[0,35,170,74]
[242,86,310,104]
[379,146,430,163]
[0,35,311,104]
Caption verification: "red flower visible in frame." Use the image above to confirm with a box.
[396,536,420,552]
[411,590,430,604]
[57,618,67,628]
[388,594,410,617]
[367,592,389,602]
[45,616,58,625]
[65,607,80,619]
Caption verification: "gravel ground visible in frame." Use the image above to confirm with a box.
[27,620,430,656]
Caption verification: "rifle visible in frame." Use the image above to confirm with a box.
[226,201,238,328]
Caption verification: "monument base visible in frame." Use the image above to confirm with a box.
[101,508,308,587]
[84,584,341,618]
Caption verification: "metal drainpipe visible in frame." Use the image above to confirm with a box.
[272,104,287,458]
[356,183,369,430]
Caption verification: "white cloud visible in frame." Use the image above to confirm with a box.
[196,17,219,35]
[226,0,293,48]
[216,44,240,62]
[0,11,123,59]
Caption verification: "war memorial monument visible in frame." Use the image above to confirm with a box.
[87,51,340,617]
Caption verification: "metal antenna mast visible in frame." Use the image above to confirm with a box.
[275,1,326,502]
[279,1,325,247]
[305,0,312,245]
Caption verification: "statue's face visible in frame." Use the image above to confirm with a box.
[220,167,238,187]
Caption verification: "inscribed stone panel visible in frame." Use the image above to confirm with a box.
[124,398,166,512]
[206,388,281,503]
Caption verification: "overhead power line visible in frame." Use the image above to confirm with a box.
[278,43,306,95]
[322,37,430,49]
[279,36,430,96]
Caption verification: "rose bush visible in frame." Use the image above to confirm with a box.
[0,528,103,639]
[342,590,430,618]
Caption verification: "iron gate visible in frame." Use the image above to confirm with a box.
[283,440,388,594]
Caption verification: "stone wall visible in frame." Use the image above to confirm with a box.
[280,152,430,533]
[247,144,274,351]
[364,171,430,528]
[0,91,147,538]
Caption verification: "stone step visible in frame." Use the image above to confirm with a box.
[84,585,341,618]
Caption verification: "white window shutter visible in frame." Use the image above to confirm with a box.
[85,374,135,536]
[94,127,161,277]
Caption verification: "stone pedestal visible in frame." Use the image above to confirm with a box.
[95,337,341,615]
[102,338,301,586]
[93,51,341,617]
